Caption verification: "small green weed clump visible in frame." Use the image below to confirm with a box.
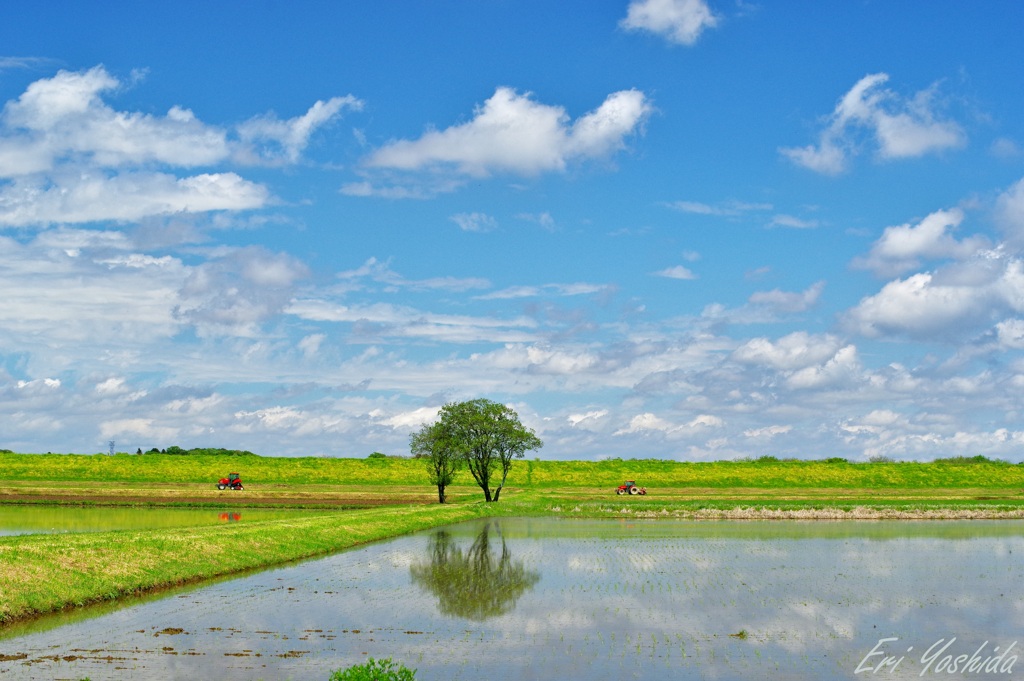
[329,657,416,681]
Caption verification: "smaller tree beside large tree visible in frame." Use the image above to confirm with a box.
[410,421,462,504]
[427,399,542,503]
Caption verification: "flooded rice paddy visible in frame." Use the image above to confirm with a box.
[1,517,1023,680]
[0,505,310,536]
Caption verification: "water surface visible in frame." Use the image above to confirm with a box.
[0,518,1021,680]
[0,505,311,535]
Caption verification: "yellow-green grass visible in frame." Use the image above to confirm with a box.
[4,451,1024,628]
[0,503,486,626]
[4,451,1024,489]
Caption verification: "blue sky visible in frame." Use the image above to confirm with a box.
[2,1,1024,460]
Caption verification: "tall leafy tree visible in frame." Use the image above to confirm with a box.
[410,421,461,504]
[433,399,542,502]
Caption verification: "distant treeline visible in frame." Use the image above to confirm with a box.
[730,454,1011,465]
[140,446,258,457]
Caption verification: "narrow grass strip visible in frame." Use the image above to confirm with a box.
[0,503,485,625]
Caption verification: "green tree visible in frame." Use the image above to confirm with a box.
[434,399,542,502]
[410,421,462,504]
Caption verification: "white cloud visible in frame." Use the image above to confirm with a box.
[654,265,698,280]
[236,95,363,165]
[666,199,773,217]
[567,410,609,428]
[0,66,230,175]
[786,344,860,389]
[996,177,1024,246]
[517,212,557,230]
[748,281,824,313]
[286,299,538,344]
[380,406,441,430]
[175,246,310,337]
[853,208,988,277]
[996,319,1024,349]
[743,425,792,440]
[100,417,178,441]
[450,212,498,233]
[0,65,361,227]
[781,73,965,175]
[17,378,61,391]
[475,282,609,300]
[0,230,185,345]
[335,257,491,293]
[732,331,845,371]
[0,171,268,226]
[615,412,724,437]
[620,0,719,46]
[95,377,128,395]
[363,87,650,178]
[841,263,1014,339]
[991,137,1022,159]
[297,333,326,358]
[770,214,819,229]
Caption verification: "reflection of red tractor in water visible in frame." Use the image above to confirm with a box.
[217,473,243,490]
[616,480,646,495]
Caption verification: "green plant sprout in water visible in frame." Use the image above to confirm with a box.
[329,657,416,681]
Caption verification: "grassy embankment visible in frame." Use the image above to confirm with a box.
[4,451,1024,511]
[2,451,1024,625]
[0,503,487,626]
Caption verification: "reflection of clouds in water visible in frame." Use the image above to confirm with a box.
[566,554,607,573]
[3,520,1024,681]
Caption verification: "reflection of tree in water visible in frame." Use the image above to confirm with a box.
[410,521,540,621]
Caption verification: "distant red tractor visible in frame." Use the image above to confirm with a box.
[616,480,646,495]
[217,472,244,491]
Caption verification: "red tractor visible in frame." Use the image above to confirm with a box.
[217,472,244,490]
[616,480,646,495]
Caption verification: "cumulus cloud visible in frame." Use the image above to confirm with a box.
[0,66,231,174]
[852,208,989,277]
[781,73,965,175]
[0,65,358,226]
[786,344,860,389]
[360,87,650,181]
[620,0,719,45]
[654,265,698,280]
[732,331,846,371]
[842,254,1024,339]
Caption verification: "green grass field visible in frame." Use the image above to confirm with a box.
[2,451,1024,627]
[4,451,1024,488]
